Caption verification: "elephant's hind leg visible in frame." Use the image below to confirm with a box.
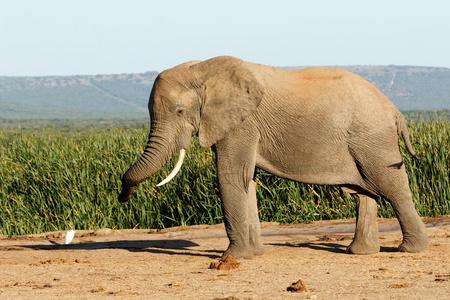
[348,137,428,253]
[346,191,380,255]
[369,165,429,253]
[385,187,429,253]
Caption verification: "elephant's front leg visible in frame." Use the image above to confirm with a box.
[215,139,264,259]
[218,174,264,259]
[247,180,265,256]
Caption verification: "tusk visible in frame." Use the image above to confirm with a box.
[156,149,186,187]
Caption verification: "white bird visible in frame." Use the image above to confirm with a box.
[64,230,75,244]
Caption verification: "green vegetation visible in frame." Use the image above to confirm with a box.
[1,118,449,237]
[403,109,450,121]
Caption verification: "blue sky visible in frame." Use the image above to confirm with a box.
[1,0,450,76]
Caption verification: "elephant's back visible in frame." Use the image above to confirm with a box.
[260,65,402,145]
[278,66,399,114]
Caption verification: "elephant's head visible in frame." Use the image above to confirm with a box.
[118,56,265,203]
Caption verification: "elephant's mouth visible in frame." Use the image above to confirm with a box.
[156,149,186,186]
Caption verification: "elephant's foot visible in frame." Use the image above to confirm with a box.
[346,238,380,255]
[223,244,254,259]
[250,242,266,256]
[223,242,265,259]
[398,233,429,253]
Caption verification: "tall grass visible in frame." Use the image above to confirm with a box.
[404,120,450,216]
[1,119,449,236]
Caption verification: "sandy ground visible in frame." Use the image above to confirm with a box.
[0,216,449,299]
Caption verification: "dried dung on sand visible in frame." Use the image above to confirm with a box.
[209,255,240,270]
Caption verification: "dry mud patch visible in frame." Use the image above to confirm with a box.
[0,216,449,299]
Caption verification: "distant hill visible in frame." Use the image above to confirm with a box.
[0,72,158,119]
[342,65,450,111]
[1,65,449,119]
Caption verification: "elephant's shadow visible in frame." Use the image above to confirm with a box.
[269,242,398,254]
[18,239,222,259]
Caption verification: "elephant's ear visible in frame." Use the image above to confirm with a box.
[196,57,264,147]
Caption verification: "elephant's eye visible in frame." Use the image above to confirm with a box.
[177,109,184,116]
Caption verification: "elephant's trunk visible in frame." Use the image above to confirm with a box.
[118,132,178,204]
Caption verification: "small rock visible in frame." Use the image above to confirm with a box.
[435,274,450,282]
[92,228,112,236]
[287,279,308,292]
[91,286,105,293]
[390,283,415,289]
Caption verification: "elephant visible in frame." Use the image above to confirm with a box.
[119,56,429,259]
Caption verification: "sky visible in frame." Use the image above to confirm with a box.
[1,0,450,76]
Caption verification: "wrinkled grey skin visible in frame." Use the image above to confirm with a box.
[119,56,429,259]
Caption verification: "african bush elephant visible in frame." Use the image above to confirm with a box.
[119,56,429,259]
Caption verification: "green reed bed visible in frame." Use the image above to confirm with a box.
[1,120,449,236]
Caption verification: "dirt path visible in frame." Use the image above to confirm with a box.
[1,216,449,299]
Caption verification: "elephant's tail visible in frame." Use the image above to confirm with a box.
[396,113,419,160]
